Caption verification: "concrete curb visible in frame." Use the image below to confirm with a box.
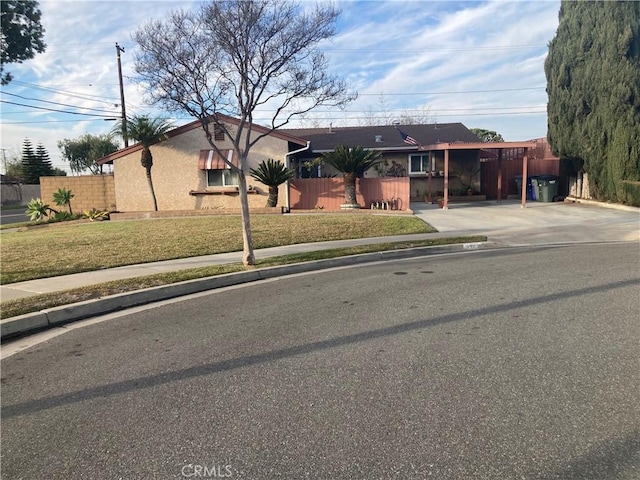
[565,196,640,213]
[1,242,482,341]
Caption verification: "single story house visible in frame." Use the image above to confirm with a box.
[283,123,484,200]
[98,116,551,212]
[283,125,562,208]
[97,114,308,212]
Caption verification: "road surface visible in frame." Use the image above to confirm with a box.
[2,243,639,479]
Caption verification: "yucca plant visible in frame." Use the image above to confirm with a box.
[25,198,57,222]
[52,187,74,215]
[321,145,382,206]
[249,159,295,207]
[115,116,172,211]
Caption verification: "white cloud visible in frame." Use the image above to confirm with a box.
[0,0,561,174]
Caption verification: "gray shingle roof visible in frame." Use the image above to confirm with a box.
[282,123,480,151]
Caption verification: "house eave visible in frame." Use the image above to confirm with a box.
[97,114,308,165]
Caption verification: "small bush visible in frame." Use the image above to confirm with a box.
[52,187,74,215]
[83,208,110,221]
[50,211,79,222]
[25,198,56,222]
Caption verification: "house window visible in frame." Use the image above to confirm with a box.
[296,159,322,178]
[214,128,225,141]
[207,169,239,187]
[409,154,432,174]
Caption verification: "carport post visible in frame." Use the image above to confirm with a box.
[427,151,433,203]
[521,148,528,208]
[497,149,503,202]
[443,148,449,209]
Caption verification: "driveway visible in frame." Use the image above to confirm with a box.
[411,200,640,246]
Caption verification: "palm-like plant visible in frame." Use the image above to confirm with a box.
[321,145,382,206]
[52,187,74,215]
[25,198,57,222]
[249,159,295,207]
[116,116,172,211]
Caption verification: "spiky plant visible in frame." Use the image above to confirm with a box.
[249,159,295,207]
[115,116,172,211]
[52,187,74,215]
[321,145,381,206]
[25,198,56,222]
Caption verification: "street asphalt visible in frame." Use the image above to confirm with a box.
[1,198,638,340]
[2,242,638,478]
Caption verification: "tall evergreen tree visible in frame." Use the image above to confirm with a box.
[21,139,53,183]
[36,143,54,176]
[545,1,640,202]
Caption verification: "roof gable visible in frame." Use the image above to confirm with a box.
[97,114,308,164]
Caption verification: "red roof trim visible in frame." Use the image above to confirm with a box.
[97,114,307,165]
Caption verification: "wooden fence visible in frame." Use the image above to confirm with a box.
[289,177,410,210]
[481,158,561,199]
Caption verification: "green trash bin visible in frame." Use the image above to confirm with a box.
[536,175,559,202]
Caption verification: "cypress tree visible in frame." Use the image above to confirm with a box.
[545,1,640,202]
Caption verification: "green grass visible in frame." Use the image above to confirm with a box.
[0,236,486,319]
[1,214,434,284]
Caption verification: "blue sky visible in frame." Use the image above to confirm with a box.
[0,0,560,173]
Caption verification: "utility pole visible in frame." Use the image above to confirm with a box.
[116,43,128,147]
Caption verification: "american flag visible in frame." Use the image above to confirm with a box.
[398,129,419,146]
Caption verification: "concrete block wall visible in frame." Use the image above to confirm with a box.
[39,175,116,213]
[1,184,40,206]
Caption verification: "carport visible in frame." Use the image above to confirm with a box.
[420,141,537,209]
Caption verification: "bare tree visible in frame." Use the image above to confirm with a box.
[358,93,433,126]
[133,0,355,265]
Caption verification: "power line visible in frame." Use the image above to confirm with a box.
[328,44,547,53]
[357,86,545,96]
[0,100,120,118]
[9,80,121,104]
[1,91,120,115]
[1,119,119,125]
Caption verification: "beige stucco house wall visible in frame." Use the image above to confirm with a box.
[103,118,304,212]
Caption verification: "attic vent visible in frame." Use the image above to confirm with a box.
[375,135,383,142]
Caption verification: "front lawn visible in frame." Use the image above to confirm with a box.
[1,214,434,284]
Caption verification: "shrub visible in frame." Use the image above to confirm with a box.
[83,208,110,221]
[25,198,56,222]
[52,187,74,215]
[50,211,79,222]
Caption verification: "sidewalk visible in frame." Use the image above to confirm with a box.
[2,200,638,303]
[0,231,467,302]
[1,200,638,340]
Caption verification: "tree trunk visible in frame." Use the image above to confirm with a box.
[344,173,357,205]
[237,171,255,266]
[141,149,158,211]
[146,166,158,211]
[267,186,278,207]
